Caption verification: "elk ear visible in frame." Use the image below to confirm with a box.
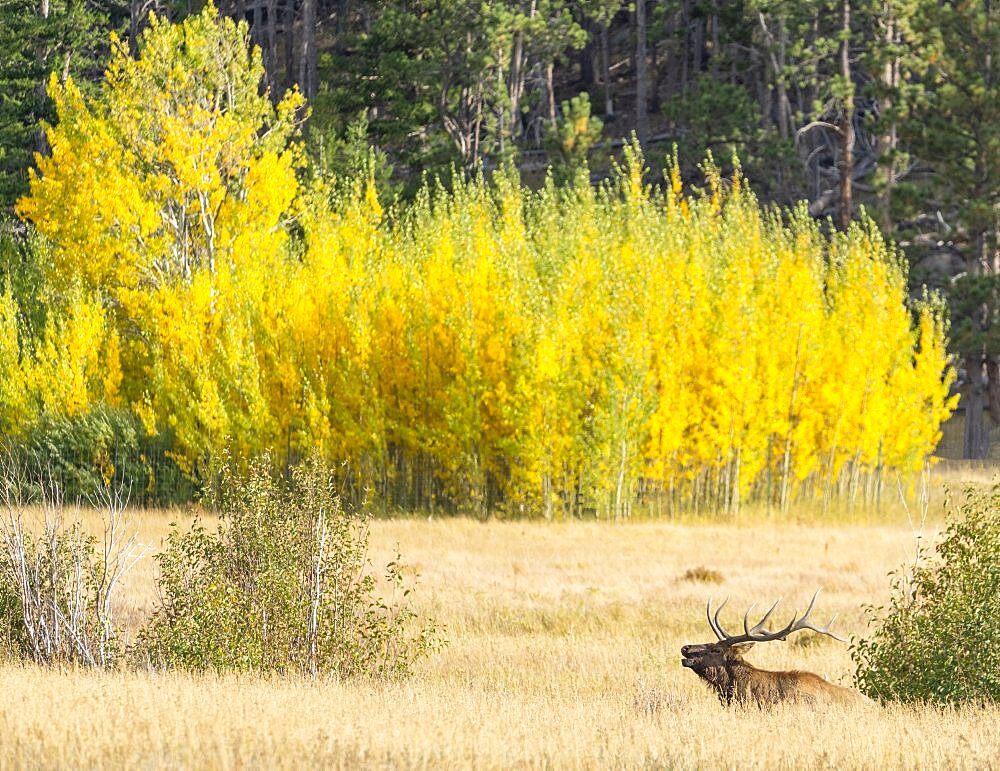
[732,642,754,655]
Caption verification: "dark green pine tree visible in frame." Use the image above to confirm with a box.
[895,0,1000,459]
[0,0,115,211]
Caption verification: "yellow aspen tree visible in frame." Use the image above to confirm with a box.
[16,5,304,470]
[6,0,958,515]
[0,291,32,434]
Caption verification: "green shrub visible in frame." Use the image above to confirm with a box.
[136,454,444,676]
[852,484,1000,703]
[14,406,194,506]
[0,565,23,660]
[661,77,759,173]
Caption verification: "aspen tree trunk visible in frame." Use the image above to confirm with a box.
[732,447,741,517]
[874,440,884,508]
[542,473,553,520]
[614,439,627,521]
[766,436,773,514]
[300,0,317,102]
[848,449,862,508]
[722,458,730,514]
[601,22,614,117]
[725,417,735,514]
[35,0,50,154]
[635,0,648,144]
[780,326,803,513]
[876,1,899,231]
[838,0,854,232]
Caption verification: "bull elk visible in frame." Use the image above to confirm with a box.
[680,591,867,707]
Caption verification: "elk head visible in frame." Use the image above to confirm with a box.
[681,591,857,706]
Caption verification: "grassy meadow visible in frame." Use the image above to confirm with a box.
[2,466,1000,769]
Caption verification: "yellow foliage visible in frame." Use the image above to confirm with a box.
[17,6,303,294]
[9,9,955,518]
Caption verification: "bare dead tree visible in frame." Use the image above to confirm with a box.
[0,455,144,668]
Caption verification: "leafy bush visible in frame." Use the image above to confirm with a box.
[136,455,444,676]
[0,562,22,660]
[852,484,1000,703]
[307,110,398,202]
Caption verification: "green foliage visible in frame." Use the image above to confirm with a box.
[659,76,795,191]
[899,1,1000,254]
[0,0,110,209]
[307,111,398,202]
[892,1,1000,396]
[947,274,1000,361]
[663,77,760,156]
[0,218,46,334]
[312,24,448,184]
[853,484,1000,703]
[545,92,603,184]
[137,455,444,676]
[318,0,592,175]
[13,406,193,506]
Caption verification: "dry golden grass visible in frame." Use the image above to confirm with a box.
[2,462,1000,769]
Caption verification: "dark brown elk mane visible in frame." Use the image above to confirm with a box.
[680,591,868,707]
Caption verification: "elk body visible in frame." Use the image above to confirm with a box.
[680,592,867,707]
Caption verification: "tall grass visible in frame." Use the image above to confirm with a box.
[2,510,998,769]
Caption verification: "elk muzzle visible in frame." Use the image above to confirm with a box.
[681,643,708,667]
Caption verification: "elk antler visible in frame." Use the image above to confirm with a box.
[706,590,845,646]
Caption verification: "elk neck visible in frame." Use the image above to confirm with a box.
[720,657,756,706]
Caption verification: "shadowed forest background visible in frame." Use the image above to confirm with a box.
[0,0,996,512]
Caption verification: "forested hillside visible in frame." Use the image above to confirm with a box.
[0,2,988,510]
[3,3,997,236]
